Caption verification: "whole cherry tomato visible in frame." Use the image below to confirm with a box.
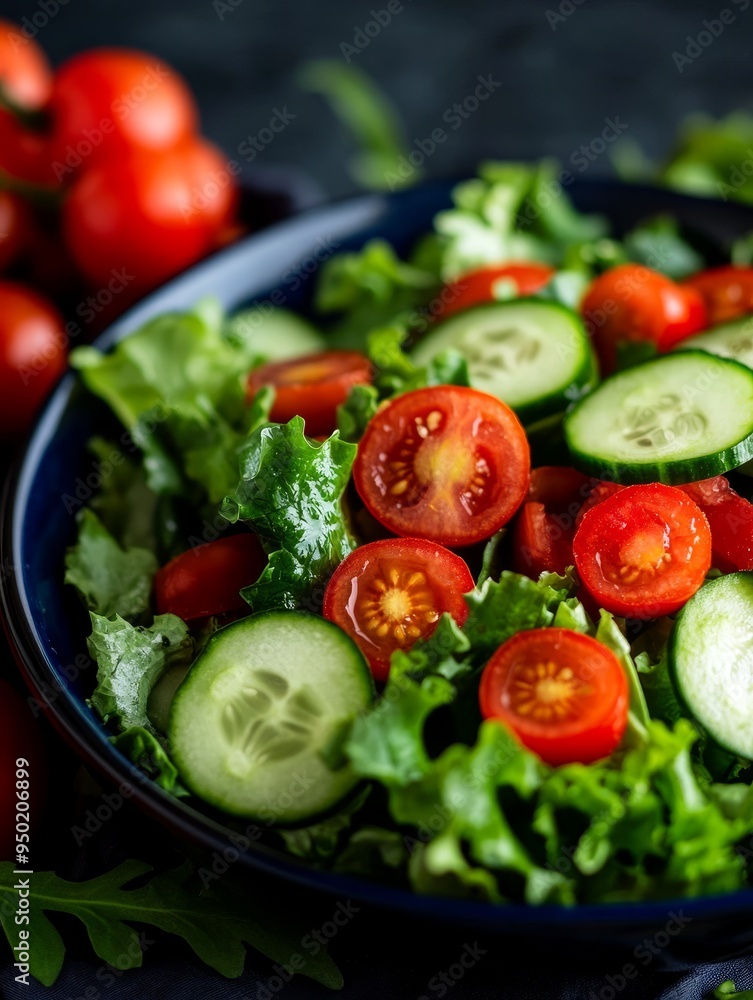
[0,19,53,109]
[685,265,753,326]
[49,49,197,173]
[0,281,68,433]
[441,262,555,318]
[581,264,708,373]
[62,137,238,293]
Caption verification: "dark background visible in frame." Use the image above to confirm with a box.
[3,0,753,198]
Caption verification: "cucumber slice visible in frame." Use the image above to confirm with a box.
[169,611,374,822]
[679,315,753,370]
[225,308,325,362]
[670,572,753,757]
[564,350,753,485]
[410,300,597,423]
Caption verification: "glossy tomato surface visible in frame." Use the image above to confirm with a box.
[323,537,474,681]
[680,477,753,573]
[581,263,708,372]
[685,265,753,325]
[573,483,712,619]
[441,262,554,318]
[354,385,530,548]
[154,534,266,622]
[479,628,628,766]
[512,466,590,578]
[247,351,372,438]
[0,19,53,109]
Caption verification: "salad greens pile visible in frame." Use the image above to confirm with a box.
[63,159,753,908]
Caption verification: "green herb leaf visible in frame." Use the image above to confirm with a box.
[65,509,157,620]
[222,418,356,612]
[110,726,185,794]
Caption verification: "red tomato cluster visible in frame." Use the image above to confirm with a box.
[0,20,241,436]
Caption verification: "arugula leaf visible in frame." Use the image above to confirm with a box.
[0,861,342,988]
[222,418,356,612]
[300,60,417,191]
[65,509,157,620]
[88,613,192,733]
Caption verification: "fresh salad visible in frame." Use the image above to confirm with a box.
[64,161,753,906]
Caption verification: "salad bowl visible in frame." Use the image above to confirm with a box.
[5,176,753,958]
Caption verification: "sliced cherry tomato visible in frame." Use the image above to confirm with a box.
[354,385,530,548]
[573,479,626,528]
[442,262,555,319]
[62,137,238,293]
[323,537,474,681]
[512,466,590,578]
[154,534,266,622]
[247,351,372,437]
[685,265,753,326]
[581,263,708,373]
[0,19,53,109]
[573,483,711,619]
[479,627,628,766]
[0,192,27,271]
[50,49,197,171]
[0,281,68,433]
[680,477,753,573]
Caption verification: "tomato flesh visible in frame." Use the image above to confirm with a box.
[354,385,530,548]
[573,483,711,619]
[581,263,708,373]
[479,628,628,766]
[323,537,474,681]
[442,262,555,318]
[680,477,753,573]
[512,467,590,578]
[685,265,753,325]
[154,534,266,622]
[247,350,372,437]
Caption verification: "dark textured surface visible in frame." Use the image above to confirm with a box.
[3,0,753,197]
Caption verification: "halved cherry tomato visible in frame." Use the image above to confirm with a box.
[512,466,590,578]
[49,49,197,170]
[323,537,474,681]
[247,350,372,437]
[0,19,53,109]
[154,534,266,622]
[442,262,555,319]
[680,477,753,573]
[685,265,753,326]
[62,137,238,293]
[581,263,708,373]
[479,627,628,766]
[0,281,68,433]
[354,385,530,548]
[0,192,27,271]
[573,483,711,619]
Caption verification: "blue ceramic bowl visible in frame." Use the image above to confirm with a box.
[5,178,753,958]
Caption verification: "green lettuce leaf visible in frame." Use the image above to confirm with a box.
[622,215,703,279]
[65,509,157,620]
[221,417,356,612]
[111,726,186,794]
[88,613,193,733]
[336,383,379,442]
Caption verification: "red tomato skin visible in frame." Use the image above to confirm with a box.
[573,483,712,619]
[0,679,47,857]
[441,262,555,318]
[685,265,753,326]
[49,49,197,171]
[247,351,373,438]
[581,264,708,373]
[512,468,615,578]
[0,193,28,272]
[323,537,474,681]
[479,628,628,766]
[154,534,266,622]
[680,478,753,573]
[0,113,60,187]
[0,19,53,109]
[0,281,68,433]
[62,138,238,293]
[354,385,531,548]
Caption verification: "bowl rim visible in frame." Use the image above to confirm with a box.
[5,176,753,932]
